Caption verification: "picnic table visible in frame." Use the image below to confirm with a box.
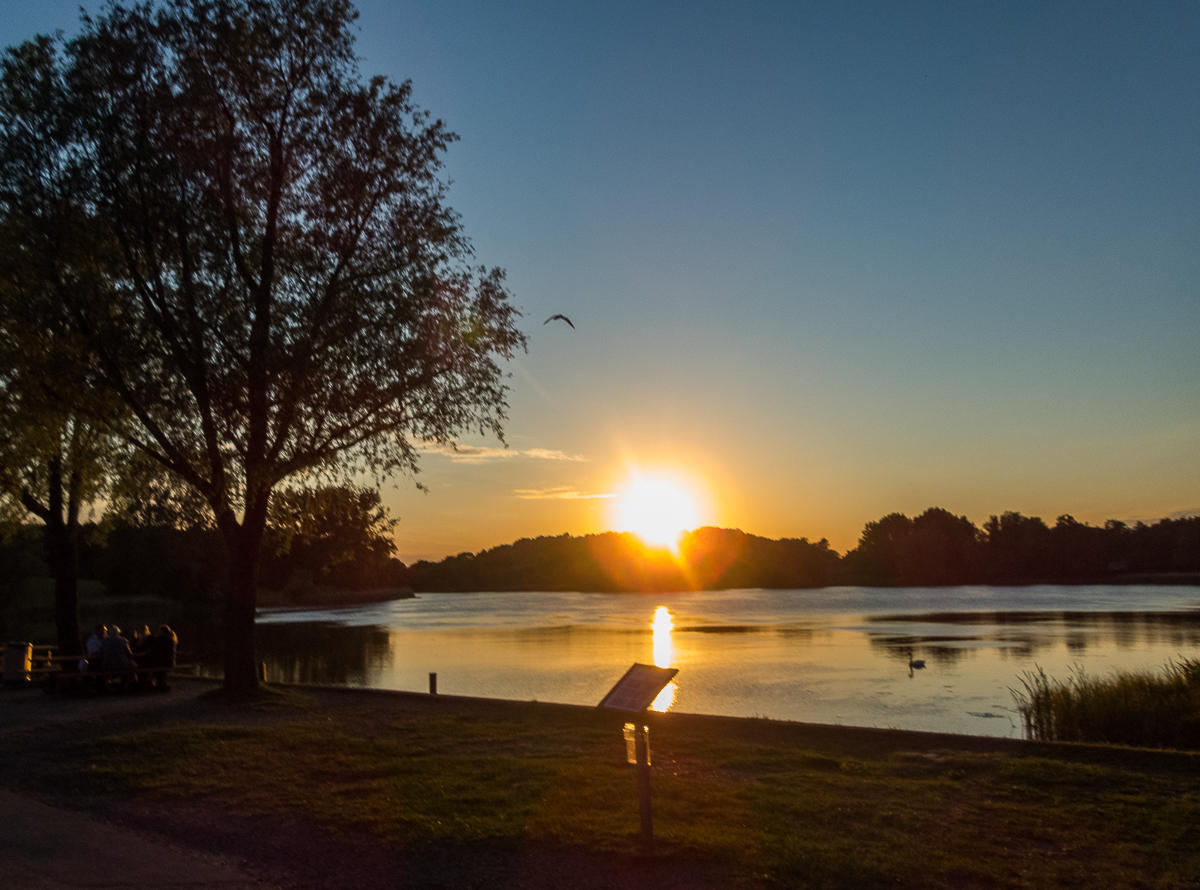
[3,642,44,684]
[6,644,77,680]
[4,641,196,692]
[40,663,197,694]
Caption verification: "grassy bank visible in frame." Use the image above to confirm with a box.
[1,682,1198,889]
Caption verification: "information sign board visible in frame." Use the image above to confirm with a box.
[597,663,678,713]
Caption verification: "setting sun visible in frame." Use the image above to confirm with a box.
[613,473,702,549]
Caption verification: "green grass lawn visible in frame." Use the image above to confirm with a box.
[3,685,1198,889]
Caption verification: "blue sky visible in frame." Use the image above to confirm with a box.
[3,1,1197,559]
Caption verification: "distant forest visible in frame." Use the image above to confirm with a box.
[2,505,1197,601]
[407,509,1200,592]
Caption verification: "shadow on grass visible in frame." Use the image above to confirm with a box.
[770,838,894,890]
[197,683,312,709]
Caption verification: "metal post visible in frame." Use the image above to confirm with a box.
[429,672,437,694]
[635,723,653,852]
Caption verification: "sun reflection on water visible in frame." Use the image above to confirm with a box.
[651,606,677,712]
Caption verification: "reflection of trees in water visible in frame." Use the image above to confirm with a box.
[995,643,1032,661]
[867,611,1200,656]
[925,645,969,666]
[869,636,974,666]
[1066,632,1088,653]
[256,623,392,686]
[775,626,817,644]
[1061,612,1200,650]
[1107,612,1138,649]
[994,637,1038,659]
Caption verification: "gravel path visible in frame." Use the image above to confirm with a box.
[0,788,273,890]
[1,680,279,889]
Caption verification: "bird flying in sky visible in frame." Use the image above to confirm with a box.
[544,314,575,329]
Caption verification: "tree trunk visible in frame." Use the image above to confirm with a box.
[219,498,269,690]
[45,519,82,658]
[22,456,82,658]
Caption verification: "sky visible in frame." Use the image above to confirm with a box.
[2,1,1198,561]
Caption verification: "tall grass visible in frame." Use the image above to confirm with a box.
[1014,658,1200,749]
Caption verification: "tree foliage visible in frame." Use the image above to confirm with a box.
[261,485,403,590]
[0,164,129,654]
[0,0,525,685]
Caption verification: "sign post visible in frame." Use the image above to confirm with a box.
[634,723,652,846]
[598,663,678,853]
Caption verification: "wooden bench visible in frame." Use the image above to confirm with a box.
[41,664,198,694]
[35,654,84,667]
[4,644,62,684]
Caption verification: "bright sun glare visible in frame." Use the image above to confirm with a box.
[613,473,701,549]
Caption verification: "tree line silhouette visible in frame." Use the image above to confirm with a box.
[405,509,1199,592]
[2,505,1196,605]
[842,508,1200,587]
[406,528,840,593]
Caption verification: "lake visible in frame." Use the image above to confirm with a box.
[255,585,1200,737]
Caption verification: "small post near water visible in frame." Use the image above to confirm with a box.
[598,663,678,853]
[429,672,437,694]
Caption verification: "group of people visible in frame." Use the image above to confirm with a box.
[81,623,178,688]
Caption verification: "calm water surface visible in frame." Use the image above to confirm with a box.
[256,586,1200,737]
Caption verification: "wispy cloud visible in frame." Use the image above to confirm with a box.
[513,486,618,500]
[420,442,586,464]
[1168,508,1200,520]
[523,448,586,462]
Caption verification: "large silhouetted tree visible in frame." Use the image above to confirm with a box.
[0,0,524,688]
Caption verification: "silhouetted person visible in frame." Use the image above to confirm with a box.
[99,625,136,674]
[131,625,152,662]
[83,624,107,672]
[145,625,177,690]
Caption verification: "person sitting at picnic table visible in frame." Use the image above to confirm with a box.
[131,625,152,663]
[144,625,177,690]
[99,625,137,675]
[82,624,107,672]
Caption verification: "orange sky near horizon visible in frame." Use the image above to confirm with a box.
[382,419,1198,564]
